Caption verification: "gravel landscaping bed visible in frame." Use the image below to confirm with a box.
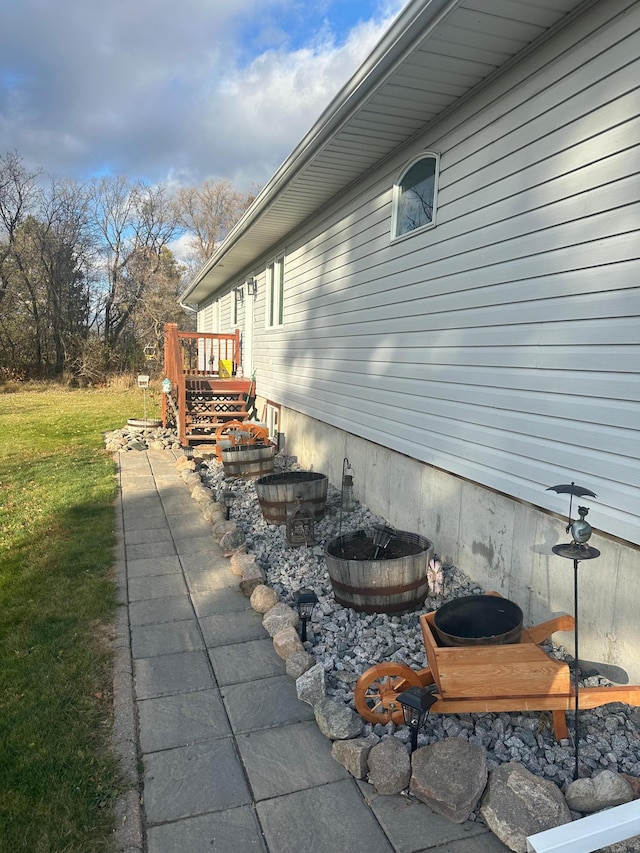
[201,454,640,793]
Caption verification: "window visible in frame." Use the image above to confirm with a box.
[231,287,239,326]
[265,402,280,443]
[392,153,439,240]
[266,255,284,328]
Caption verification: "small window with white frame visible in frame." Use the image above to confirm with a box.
[266,255,284,329]
[231,285,240,326]
[391,153,439,240]
[265,402,280,444]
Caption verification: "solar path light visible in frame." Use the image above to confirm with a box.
[398,686,439,753]
[294,588,318,642]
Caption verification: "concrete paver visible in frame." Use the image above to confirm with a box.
[146,806,267,853]
[126,554,183,578]
[199,609,266,647]
[127,572,187,602]
[221,675,316,733]
[208,638,286,686]
[130,618,205,658]
[143,738,252,823]
[133,649,216,699]
[236,720,349,799]
[175,535,218,557]
[256,779,394,853]
[137,688,231,752]
[359,782,497,852]
[115,450,509,853]
[191,586,253,616]
[128,594,196,626]
[125,540,177,561]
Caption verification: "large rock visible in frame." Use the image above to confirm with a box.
[201,501,225,524]
[181,471,201,489]
[331,738,372,780]
[410,738,487,824]
[262,603,299,637]
[368,737,411,795]
[219,527,247,556]
[211,519,237,541]
[286,650,315,680]
[250,584,280,614]
[190,484,212,503]
[480,762,571,853]
[565,770,634,814]
[239,577,264,598]
[622,774,640,799]
[231,551,259,578]
[175,456,196,471]
[240,561,266,584]
[314,697,363,740]
[295,663,325,706]
[272,626,305,660]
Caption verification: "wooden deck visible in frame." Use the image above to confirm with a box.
[162,323,252,446]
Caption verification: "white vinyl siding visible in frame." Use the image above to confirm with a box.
[247,1,640,546]
[197,300,219,333]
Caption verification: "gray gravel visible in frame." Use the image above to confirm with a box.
[201,454,640,793]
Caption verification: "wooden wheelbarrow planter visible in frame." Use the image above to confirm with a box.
[355,602,640,740]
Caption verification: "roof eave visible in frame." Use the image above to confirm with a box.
[180,0,461,304]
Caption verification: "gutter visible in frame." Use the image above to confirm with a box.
[180,0,460,302]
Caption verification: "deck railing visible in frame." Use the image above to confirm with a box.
[162,322,243,443]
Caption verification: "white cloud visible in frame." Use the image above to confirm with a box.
[0,0,406,188]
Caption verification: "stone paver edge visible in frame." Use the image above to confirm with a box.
[112,452,144,853]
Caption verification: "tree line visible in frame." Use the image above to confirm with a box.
[0,151,255,380]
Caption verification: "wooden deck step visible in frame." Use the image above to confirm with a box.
[187,416,248,426]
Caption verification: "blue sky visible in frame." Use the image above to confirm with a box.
[0,0,407,189]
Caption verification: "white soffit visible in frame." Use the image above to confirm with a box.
[183,0,589,304]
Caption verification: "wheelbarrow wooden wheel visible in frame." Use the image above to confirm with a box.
[354,662,423,725]
[214,421,268,459]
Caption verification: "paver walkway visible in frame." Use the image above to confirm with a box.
[114,449,509,853]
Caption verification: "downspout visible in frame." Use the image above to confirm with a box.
[526,799,640,852]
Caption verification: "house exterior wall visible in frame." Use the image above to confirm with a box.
[203,1,640,672]
[278,404,640,684]
[197,299,219,333]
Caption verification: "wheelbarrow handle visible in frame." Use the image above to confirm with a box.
[525,614,574,644]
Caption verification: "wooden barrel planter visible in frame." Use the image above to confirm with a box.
[433,594,523,646]
[255,471,328,525]
[325,528,433,614]
[220,443,276,479]
[127,418,162,430]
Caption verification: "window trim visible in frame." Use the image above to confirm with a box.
[231,285,240,326]
[264,401,280,443]
[391,152,439,243]
[266,254,285,329]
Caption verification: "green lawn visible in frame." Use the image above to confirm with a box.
[0,384,144,853]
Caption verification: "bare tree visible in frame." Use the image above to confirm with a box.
[0,177,93,375]
[0,151,41,306]
[89,176,179,367]
[37,179,94,373]
[174,179,256,266]
[129,245,192,362]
